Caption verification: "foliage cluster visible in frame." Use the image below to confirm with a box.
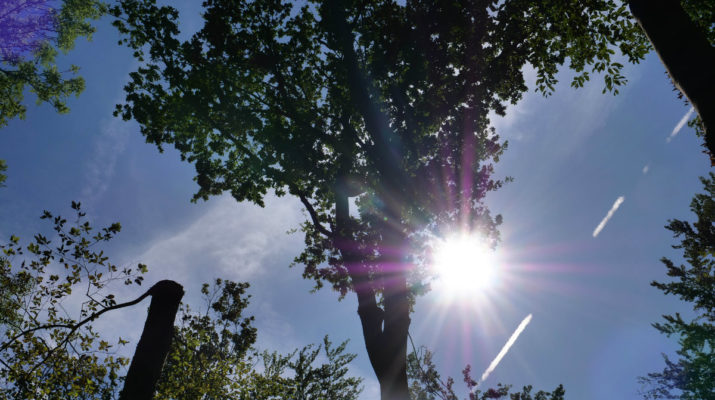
[407,347,565,400]
[0,202,145,399]
[0,159,6,187]
[639,173,715,399]
[156,278,363,400]
[0,0,105,126]
[680,0,714,46]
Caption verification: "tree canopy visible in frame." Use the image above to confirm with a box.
[639,173,715,400]
[407,346,566,400]
[0,0,105,127]
[155,279,363,400]
[110,0,650,397]
[0,203,145,399]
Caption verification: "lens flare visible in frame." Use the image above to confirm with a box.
[431,234,499,296]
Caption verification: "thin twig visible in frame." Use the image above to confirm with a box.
[407,331,451,400]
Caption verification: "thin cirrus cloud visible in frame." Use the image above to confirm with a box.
[135,194,304,291]
[479,313,533,384]
[81,116,132,206]
[666,107,695,143]
[592,196,625,238]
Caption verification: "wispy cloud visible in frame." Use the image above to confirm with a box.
[666,107,695,143]
[642,164,649,174]
[135,194,303,290]
[92,194,305,354]
[80,67,142,208]
[480,313,533,383]
[81,113,133,207]
[592,196,625,238]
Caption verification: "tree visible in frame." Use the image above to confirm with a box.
[156,278,363,400]
[0,203,185,400]
[110,1,650,398]
[0,0,106,127]
[0,159,6,187]
[639,173,715,400]
[627,0,715,162]
[154,279,257,400]
[0,202,147,399]
[243,336,363,400]
[407,346,565,400]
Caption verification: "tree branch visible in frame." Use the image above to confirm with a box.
[0,288,153,373]
[324,1,410,209]
[297,191,333,237]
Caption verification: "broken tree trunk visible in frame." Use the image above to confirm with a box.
[119,280,184,400]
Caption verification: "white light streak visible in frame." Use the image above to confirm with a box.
[592,196,625,238]
[667,107,694,142]
[479,314,533,383]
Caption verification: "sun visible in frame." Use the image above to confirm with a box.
[431,234,500,297]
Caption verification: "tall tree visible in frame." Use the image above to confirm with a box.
[639,173,715,400]
[110,1,649,398]
[0,0,106,127]
[627,0,715,162]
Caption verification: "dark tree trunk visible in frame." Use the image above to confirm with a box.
[335,182,411,400]
[376,223,411,400]
[628,0,715,161]
[325,1,414,397]
[119,280,184,400]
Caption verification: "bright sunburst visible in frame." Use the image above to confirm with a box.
[431,234,500,298]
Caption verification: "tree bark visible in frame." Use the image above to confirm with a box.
[119,280,184,400]
[628,0,715,161]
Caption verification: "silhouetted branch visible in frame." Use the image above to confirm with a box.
[1,288,152,358]
[298,192,333,237]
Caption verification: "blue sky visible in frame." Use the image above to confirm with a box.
[1,4,712,399]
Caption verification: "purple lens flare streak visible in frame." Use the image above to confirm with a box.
[0,0,59,63]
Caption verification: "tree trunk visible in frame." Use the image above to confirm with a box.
[376,222,411,400]
[335,182,411,400]
[119,280,184,400]
[347,238,411,400]
[377,285,411,400]
[325,2,413,397]
[628,0,715,161]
